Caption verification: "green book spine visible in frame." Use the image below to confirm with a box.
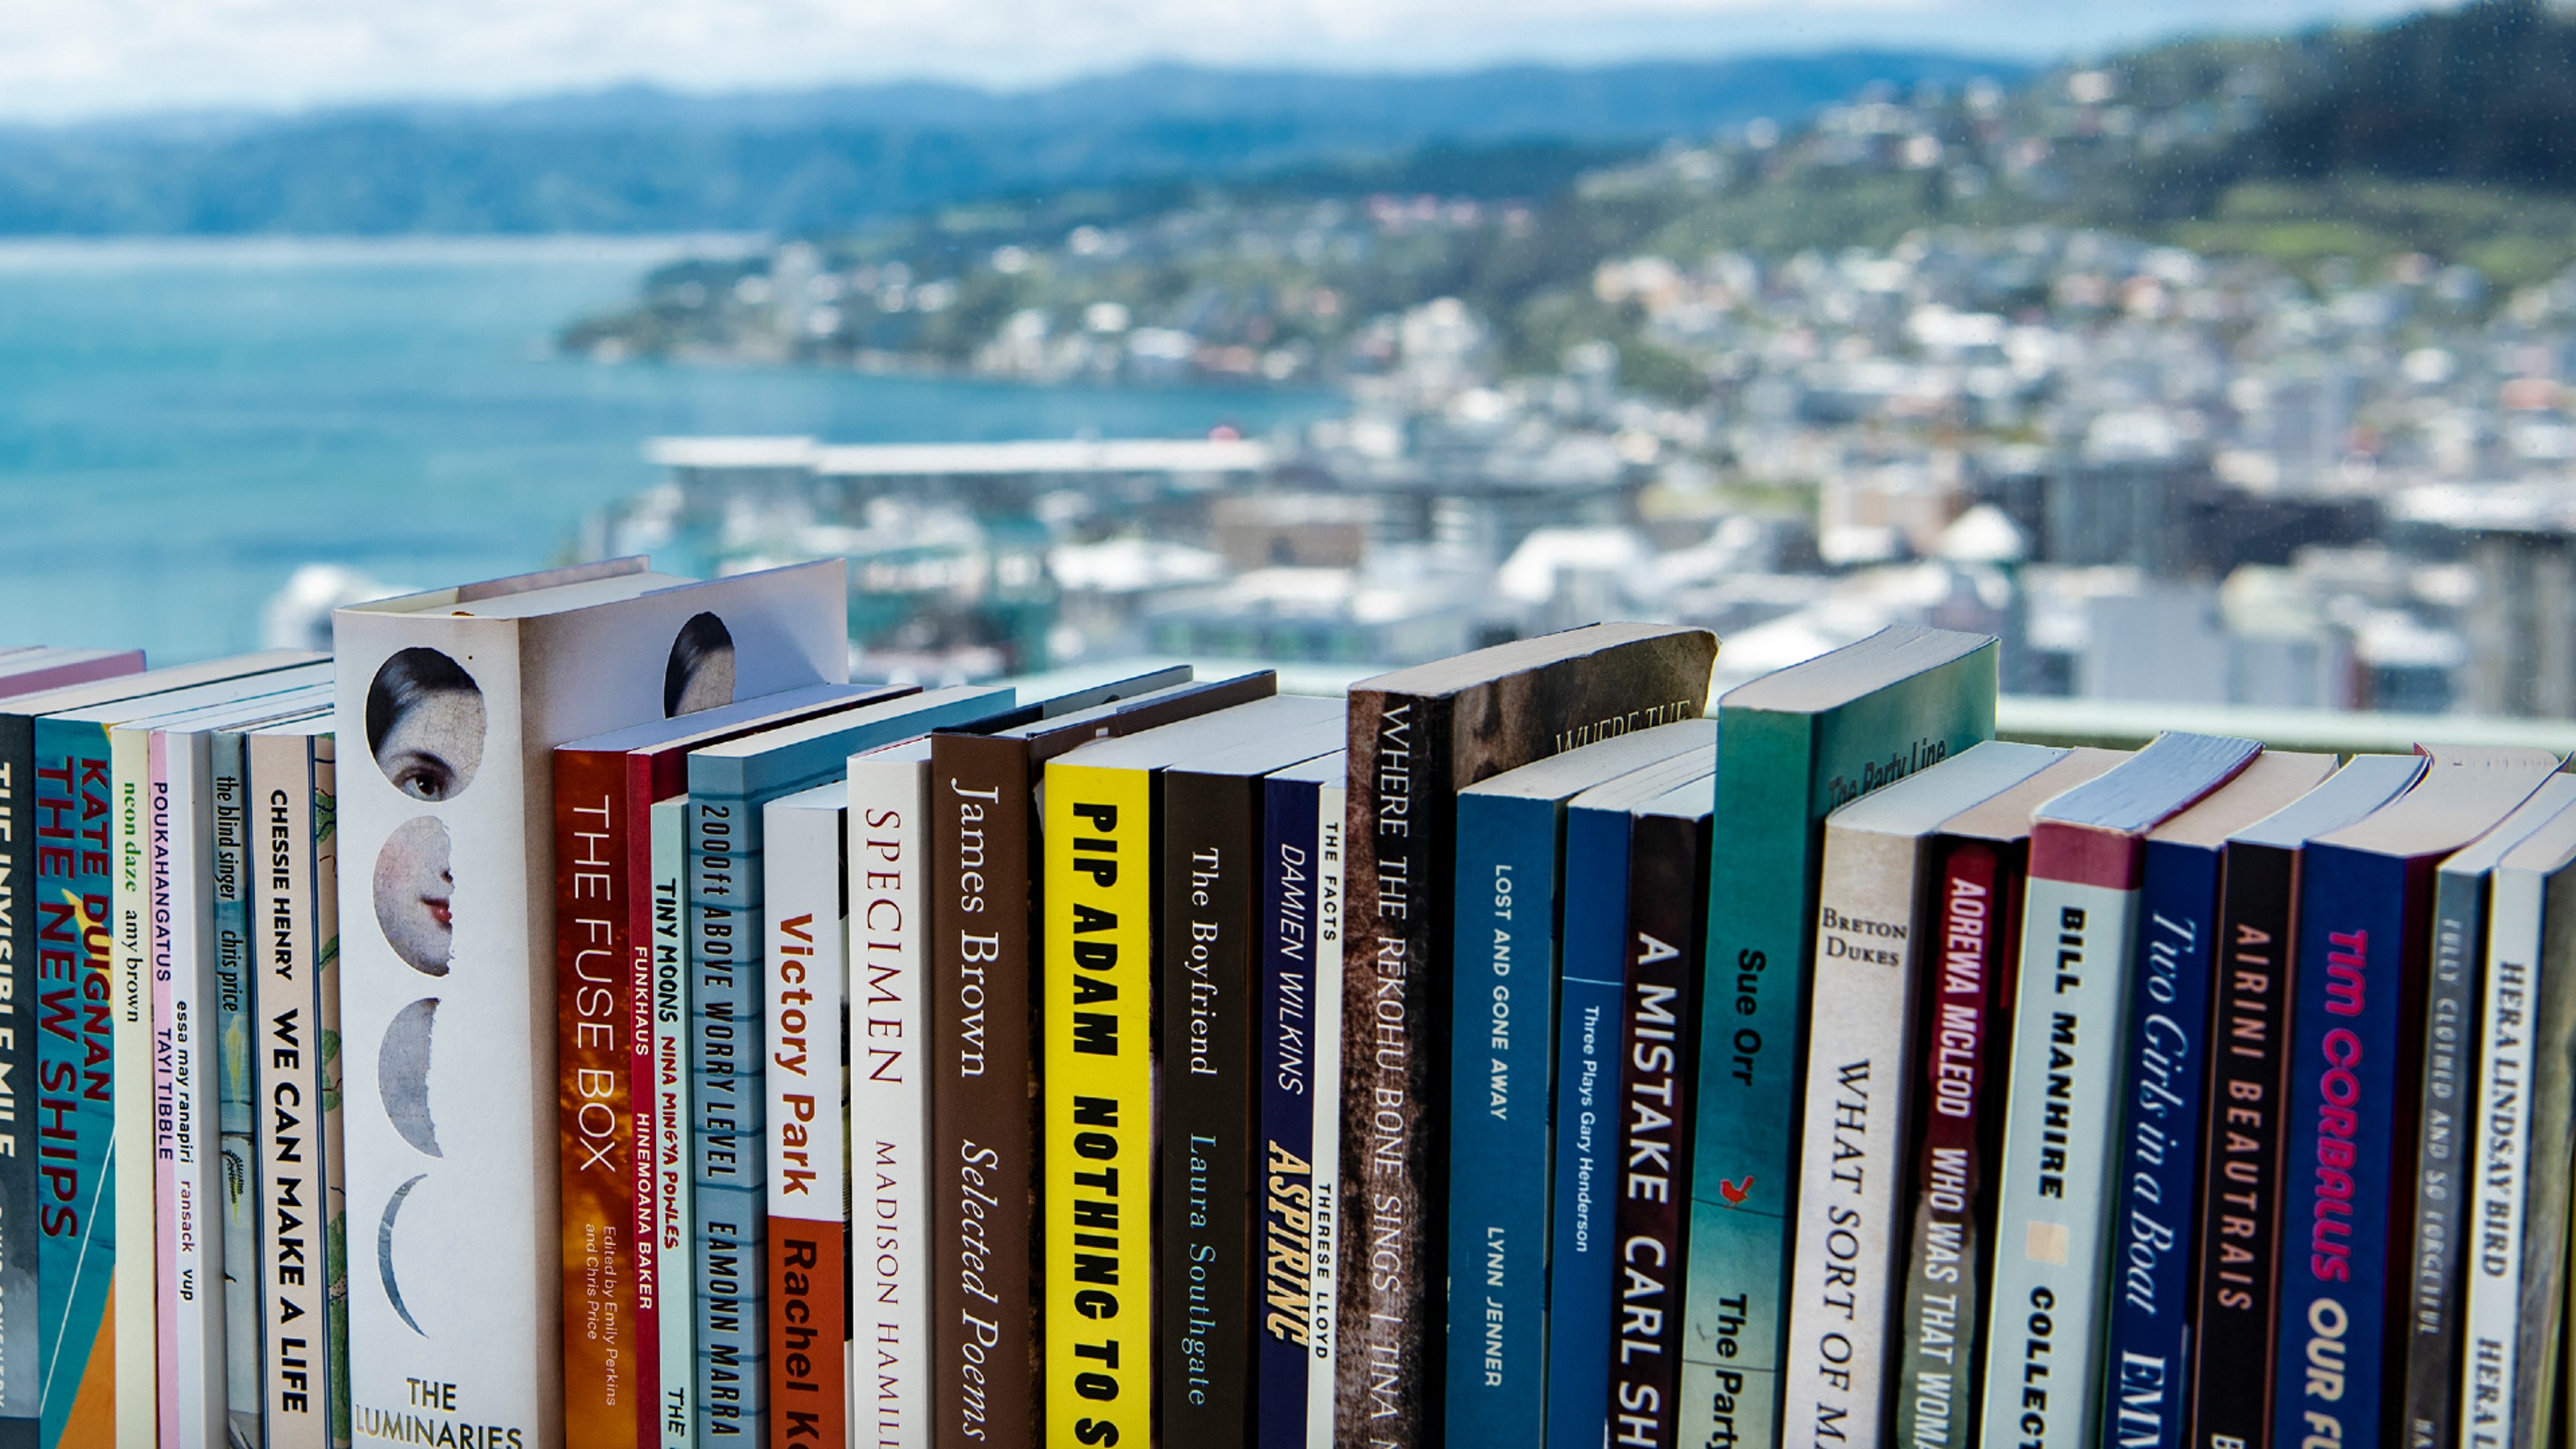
[1678,656,1995,1449]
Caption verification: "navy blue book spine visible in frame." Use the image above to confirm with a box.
[1257,773,1323,1449]
[2098,835,2223,1449]
[1542,803,1633,1449]
[2273,844,2417,1449]
[1445,791,1558,1449]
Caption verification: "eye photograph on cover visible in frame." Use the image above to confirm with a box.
[367,646,486,801]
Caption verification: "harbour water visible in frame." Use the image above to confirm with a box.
[0,237,1340,662]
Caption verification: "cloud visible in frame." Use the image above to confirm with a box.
[0,0,2425,122]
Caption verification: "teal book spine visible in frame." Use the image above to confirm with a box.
[32,718,118,1449]
[654,797,696,1449]
[1444,791,1559,1449]
[686,689,1008,1444]
[1679,655,1996,1449]
[210,729,264,1449]
[687,790,770,1445]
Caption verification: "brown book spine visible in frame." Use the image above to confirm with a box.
[1338,689,1459,1449]
[559,746,642,1449]
[770,1196,848,1449]
[1161,770,1261,1448]
[1608,808,1712,1449]
[929,733,1039,1449]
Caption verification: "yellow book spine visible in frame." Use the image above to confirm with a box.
[1042,761,1156,1449]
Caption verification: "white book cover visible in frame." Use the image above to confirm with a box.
[764,783,850,1444]
[250,722,334,1449]
[332,558,845,1448]
[1780,743,2064,1449]
[1976,870,2139,1449]
[163,696,333,1449]
[1974,734,2255,1449]
[108,672,328,1449]
[163,726,247,1449]
[2461,802,2576,1449]
[1303,779,1346,1449]
[845,742,932,1449]
[653,796,697,1449]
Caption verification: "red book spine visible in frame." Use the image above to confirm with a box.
[624,761,666,1449]
[557,746,642,1449]
[1889,837,2025,1449]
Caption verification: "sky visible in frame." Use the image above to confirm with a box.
[0,0,2441,122]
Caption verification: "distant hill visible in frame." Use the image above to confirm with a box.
[0,52,2028,236]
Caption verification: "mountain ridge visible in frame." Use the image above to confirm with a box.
[0,51,2029,235]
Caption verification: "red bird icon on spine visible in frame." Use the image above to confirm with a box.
[1717,1174,1753,1205]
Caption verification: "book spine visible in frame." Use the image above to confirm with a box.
[211,730,264,1449]
[2461,860,2539,1447]
[1610,811,1710,1449]
[2400,865,2486,1449]
[1161,772,1256,1449]
[764,799,848,1449]
[0,716,37,1446]
[847,757,931,1449]
[251,734,326,1449]
[1041,762,1155,1448]
[1443,792,1554,1449]
[652,799,696,1449]
[1891,838,2021,1449]
[1257,774,1321,1449]
[34,718,122,1449]
[1977,864,2142,1449]
[1302,782,1346,1449]
[1543,804,1632,1449]
[2501,866,2576,1448]
[2273,847,2418,1449]
[559,748,642,1449]
[1784,821,1925,1449]
[115,722,155,1449]
[309,736,349,1449]
[1681,711,1813,1449]
[2186,840,2297,1449]
[167,736,233,1449]
[1337,690,1455,1449]
[926,735,1036,1449]
[151,735,181,1445]
[688,792,767,1444]
[624,770,662,1449]
[2098,838,2224,1449]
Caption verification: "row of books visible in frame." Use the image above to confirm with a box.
[1,557,2570,1449]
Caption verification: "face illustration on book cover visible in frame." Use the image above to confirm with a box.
[665,612,737,716]
[368,646,486,802]
[365,646,486,1335]
[374,816,454,975]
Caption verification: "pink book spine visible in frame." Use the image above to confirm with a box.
[149,730,182,1445]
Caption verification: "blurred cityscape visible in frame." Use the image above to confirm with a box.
[235,2,2576,718]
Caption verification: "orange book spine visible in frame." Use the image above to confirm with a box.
[558,746,642,1449]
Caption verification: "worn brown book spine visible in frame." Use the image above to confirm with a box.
[2187,840,2297,1449]
[1336,630,1715,1449]
[1339,687,1457,1449]
[1162,770,1261,1449]
[1608,808,1712,1449]
[929,733,1040,1449]
[559,745,644,1449]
